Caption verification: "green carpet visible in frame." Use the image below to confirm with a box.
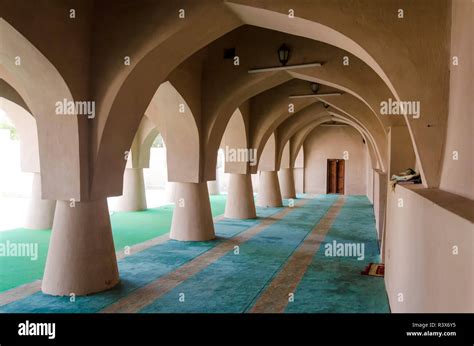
[111,195,227,252]
[0,203,284,313]
[0,229,50,293]
[0,195,227,293]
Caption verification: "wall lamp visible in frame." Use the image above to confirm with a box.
[278,44,290,66]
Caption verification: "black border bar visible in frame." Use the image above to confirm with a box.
[0,313,473,345]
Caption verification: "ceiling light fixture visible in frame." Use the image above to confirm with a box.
[248,44,322,73]
[277,44,290,66]
[288,92,343,99]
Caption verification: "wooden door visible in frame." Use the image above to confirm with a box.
[327,159,337,193]
[327,159,345,194]
[336,160,345,194]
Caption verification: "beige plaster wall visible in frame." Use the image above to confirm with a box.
[439,0,473,200]
[145,82,200,183]
[280,142,290,169]
[388,126,416,177]
[366,155,374,204]
[304,126,367,195]
[258,132,277,172]
[294,147,304,194]
[385,185,474,312]
[222,108,249,174]
[373,170,387,247]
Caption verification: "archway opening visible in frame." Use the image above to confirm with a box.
[0,107,31,231]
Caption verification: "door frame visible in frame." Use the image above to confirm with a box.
[326,159,345,194]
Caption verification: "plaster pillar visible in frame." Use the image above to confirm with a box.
[24,172,56,230]
[278,168,296,199]
[42,198,119,296]
[256,171,283,207]
[165,181,176,203]
[225,173,256,219]
[170,182,215,241]
[115,168,147,211]
[207,179,220,195]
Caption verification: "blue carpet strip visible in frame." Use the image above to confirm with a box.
[285,196,390,313]
[138,195,338,313]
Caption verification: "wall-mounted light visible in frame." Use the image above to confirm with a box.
[323,103,330,109]
[277,44,290,66]
[311,82,320,94]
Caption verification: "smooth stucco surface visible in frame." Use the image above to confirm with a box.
[304,126,367,195]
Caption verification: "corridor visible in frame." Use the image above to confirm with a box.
[0,0,472,329]
[0,195,388,313]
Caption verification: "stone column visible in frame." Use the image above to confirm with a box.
[207,179,220,195]
[114,168,147,212]
[170,182,215,241]
[256,171,283,207]
[41,198,119,296]
[24,172,56,229]
[278,168,296,199]
[165,181,176,203]
[225,173,256,219]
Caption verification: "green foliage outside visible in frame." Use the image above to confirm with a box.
[0,122,18,140]
[151,133,164,148]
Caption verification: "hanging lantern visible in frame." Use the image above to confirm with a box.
[277,44,290,66]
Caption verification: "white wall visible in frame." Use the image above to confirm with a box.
[251,173,259,194]
[385,185,474,312]
[0,131,34,231]
[303,126,367,195]
[439,0,473,199]
[144,147,167,189]
[0,132,32,198]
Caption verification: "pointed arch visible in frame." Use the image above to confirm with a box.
[0,18,81,200]
[144,81,200,183]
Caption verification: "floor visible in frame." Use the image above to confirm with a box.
[0,195,227,292]
[0,194,389,313]
[0,187,185,232]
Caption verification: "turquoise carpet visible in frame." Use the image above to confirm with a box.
[0,195,227,293]
[0,195,389,313]
[139,195,338,313]
[0,205,283,313]
[285,196,389,313]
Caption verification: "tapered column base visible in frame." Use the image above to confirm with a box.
[256,171,283,207]
[278,168,296,199]
[115,168,147,212]
[225,173,256,219]
[170,182,215,241]
[42,198,119,296]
